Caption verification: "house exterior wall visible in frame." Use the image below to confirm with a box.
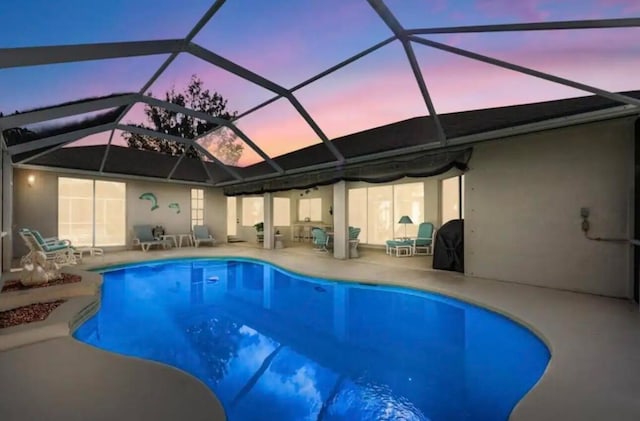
[9,117,635,298]
[12,169,224,257]
[465,117,634,297]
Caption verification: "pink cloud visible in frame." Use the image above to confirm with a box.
[596,0,640,13]
[474,0,552,21]
[235,99,322,159]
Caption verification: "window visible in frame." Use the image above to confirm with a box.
[273,197,291,226]
[367,185,393,245]
[348,182,424,245]
[227,196,237,236]
[298,197,322,221]
[348,188,368,242]
[58,177,126,247]
[94,181,126,246]
[191,188,204,228]
[442,175,464,225]
[242,197,264,226]
[393,183,424,238]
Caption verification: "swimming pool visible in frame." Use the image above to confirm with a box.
[74,258,550,420]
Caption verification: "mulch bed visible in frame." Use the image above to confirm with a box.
[0,300,66,329]
[1,273,82,293]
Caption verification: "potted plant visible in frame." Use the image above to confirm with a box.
[253,222,264,243]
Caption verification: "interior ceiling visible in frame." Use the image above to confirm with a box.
[0,0,639,188]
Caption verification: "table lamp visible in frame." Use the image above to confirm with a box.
[398,215,413,238]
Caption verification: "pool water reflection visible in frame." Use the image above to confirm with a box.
[74,259,550,421]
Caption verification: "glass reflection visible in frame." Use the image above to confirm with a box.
[75,259,549,421]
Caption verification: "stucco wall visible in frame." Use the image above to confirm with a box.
[12,169,225,257]
[204,187,227,243]
[465,118,634,297]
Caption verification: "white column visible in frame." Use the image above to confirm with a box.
[2,150,13,271]
[333,181,348,259]
[263,192,273,249]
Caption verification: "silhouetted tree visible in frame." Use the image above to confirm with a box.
[123,75,243,165]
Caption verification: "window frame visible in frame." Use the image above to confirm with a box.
[273,197,291,227]
[191,188,204,228]
[298,197,322,221]
[58,177,127,247]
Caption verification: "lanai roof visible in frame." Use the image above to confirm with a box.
[1,1,639,189]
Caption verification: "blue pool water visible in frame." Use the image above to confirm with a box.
[74,258,549,420]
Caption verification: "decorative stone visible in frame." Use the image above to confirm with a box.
[19,251,61,287]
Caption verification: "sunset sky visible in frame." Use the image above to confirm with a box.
[1,0,639,166]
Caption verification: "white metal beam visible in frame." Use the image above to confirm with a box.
[196,149,215,184]
[410,36,640,108]
[2,148,13,270]
[98,130,116,172]
[366,0,446,144]
[407,17,640,35]
[0,40,185,69]
[116,124,242,180]
[216,104,639,187]
[366,0,405,37]
[15,128,109,165]
[401,40,447,144]
[188,42,344,162]
[8,122,116,155]
[112,0,227,131]
[234,36,397,121]
[0,94,136,129]
[2,91,285,173]
[187,43,288,95]
[142,95,284,173]
[285,95,345,162]
[167,152,187,180]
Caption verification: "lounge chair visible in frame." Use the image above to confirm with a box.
[412,222,435,255]
[311,228,329,252]
[133,225,168,252]
[348,226,361,258]
[385,222,435,257]
[192,225,216,247]
[19,228,76,265]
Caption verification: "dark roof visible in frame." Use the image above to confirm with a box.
[244,90,640,171]
[18,90,640,183]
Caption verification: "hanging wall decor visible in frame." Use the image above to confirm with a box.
[139,192,159,211]
[168,203,181,214]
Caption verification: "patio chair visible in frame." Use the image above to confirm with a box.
[348,226,361,258]
[192,225,216,248]
[412,222,435,255]
[311,227,329,252]
[133,224,168,252]
[19,228,76,265]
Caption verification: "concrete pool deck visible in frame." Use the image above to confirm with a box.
[1,244,639,420]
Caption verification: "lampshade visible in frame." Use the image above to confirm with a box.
[398,215,413,224]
